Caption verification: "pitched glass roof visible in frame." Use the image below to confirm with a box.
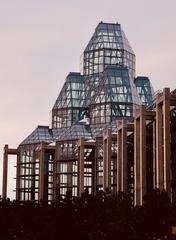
[52,128,68,141]
[84,22,134,53]
[134,76,154,106]
[20,22,155,147]
[83,22,135,79]
[52,72,86,129]
[53,72,85,109]
[57,122,93,141]
[86,66,140,106]
[84,66,140,127]
[20,126,53,145]
[90,119,120,138]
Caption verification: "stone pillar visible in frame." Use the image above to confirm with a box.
[31,150,35,201]
[140,106,146,204]
[121,119,127,192]
[163,88,171,196]
[78,138,84,197]
[134,117,140,205]
[16,148,20,201]
[53,146,58,201]
[39,142,45,202]
[117,127,122,192]
[103,129,112,192]
[2,145,8,199]
[93,147,97,196]
[91,147,96,195]
[156,99,164,190]
[152,121,156,188]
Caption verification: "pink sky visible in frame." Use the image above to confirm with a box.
[0,0,176,199]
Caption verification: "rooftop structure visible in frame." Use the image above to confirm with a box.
[52,22,153,131]
[2,22,163,205]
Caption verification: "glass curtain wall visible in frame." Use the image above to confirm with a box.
[87,66,139,126]
[52,72,85,129]
[55,140,78,198]
[134,76,154,106]
[83,22,135,80]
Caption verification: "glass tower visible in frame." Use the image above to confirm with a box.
[83,22,135,80]
[16,21,155,202]
[134,76,154,106]
[83,22,141,126]
[52,72,85,129]
[51,22,154,129]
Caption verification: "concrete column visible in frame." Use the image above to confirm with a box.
[39,143,45,202]
[2,145,8,199]
[117,128,122,192]
[53,148,57,201]
[103,129,112,192]
[163,88,171,196]
[156,100,164,190]
[16,148,20,201]
[78,138,84,197]
[122,119,127,192]
[31,150,35,201]
[140,106,146,205]
[134,118,140,205]
[91,147,96,195]
[54,145,59,201]
[93,147,97,196]
[152,121,156,188]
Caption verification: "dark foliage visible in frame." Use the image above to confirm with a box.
[0,190,175,240]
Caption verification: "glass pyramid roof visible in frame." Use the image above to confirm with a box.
[83,22,135,79]
[57,122,93,141]
[53,72,85,109]
[134,76,154,106]
[20,126,53,145]
[85,66,140,106]
[20,22,154,147]
[84,22,134,54]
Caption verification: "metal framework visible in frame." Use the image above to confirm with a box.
[2,22,163,206]
[171,108,176,203]
[134,76,154,106]
[52,72,85,129]
[83,22,135,79]
[15,126,55,203]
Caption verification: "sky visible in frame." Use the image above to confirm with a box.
[0,0,176,199]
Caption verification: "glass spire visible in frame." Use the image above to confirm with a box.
[83,22,135,80]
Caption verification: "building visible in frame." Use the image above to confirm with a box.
[4,22,175,206]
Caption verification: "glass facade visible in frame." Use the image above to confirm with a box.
[83,22,135,81]
[18,126,54,202]
[52,72,85,129]
[55,140,78,198]
[52,22,153,130]
[20,126,53,145]
[17,22,155,201]
[86,66,140,126]
[134,76,154,106]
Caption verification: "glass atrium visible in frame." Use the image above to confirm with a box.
[16,22,154,201]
